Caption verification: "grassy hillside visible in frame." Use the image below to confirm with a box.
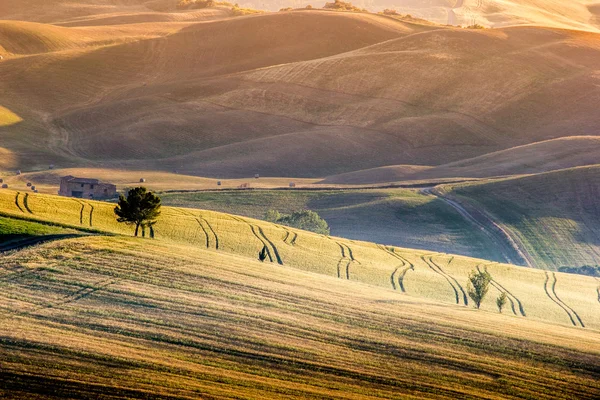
[158,188,509,261]
[0,189,599,330]
[439,165,600,270]
[1,235,599,398]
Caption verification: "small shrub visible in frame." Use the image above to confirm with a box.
[496,292,507,313]
[264,209,282,222]
[466,24,486,29]
[467,269,492,309]
[382,9,399,16]
[279,7,293,11]
[258,245,268,262]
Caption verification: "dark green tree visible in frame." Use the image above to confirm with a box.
[114,187,161,237]
[277,210,330,235]
[467,269,492,309]
[258,245,268,262]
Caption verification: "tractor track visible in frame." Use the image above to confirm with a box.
[179,210,219,250]
[544,271,584,327]
[378,244,414,292]
[88,203,94,227]
[283,228,298,246]
[233,217,282,265]
[22,193,33,214]
[14,193,24,213]
[422,255,468,306]
[478,265,526,317]
[332,240,357,279]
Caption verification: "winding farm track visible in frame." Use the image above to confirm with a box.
[479,264,526,316]
[22,194,33,214]
[332,240,357,279]
[544,271,584,327]
[178,210,219,250]
[423,188,532,267]
[14,193,25,214]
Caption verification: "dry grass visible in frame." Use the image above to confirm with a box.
[0,235,599,398]
[0,189,599,330]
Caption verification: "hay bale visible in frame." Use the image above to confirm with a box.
[140,178,146,183]
[26,182,32,187]
[1,184,8,189]
[31,186,36,191]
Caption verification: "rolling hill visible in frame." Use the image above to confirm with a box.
[0,191,599,397]
[1,189,599,329]
[322,136,600,184]
[1,10,599,177]
[437,165,600,270]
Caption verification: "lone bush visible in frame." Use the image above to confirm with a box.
[258,245,268,262]
[467,269,492,309]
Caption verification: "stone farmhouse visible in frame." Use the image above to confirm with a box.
[59,176,117,199]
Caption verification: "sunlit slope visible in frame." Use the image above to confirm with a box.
[158,188,510,262]
[0,189,599,329]
[146,25,600,176]
[3,12,600,176]
[1,236,599,398]
[0,11,415,171]
[323,136,600,184]
[440,165,600,270]
[455,0,600,31]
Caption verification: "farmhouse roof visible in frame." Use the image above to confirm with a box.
[62,176,100,184]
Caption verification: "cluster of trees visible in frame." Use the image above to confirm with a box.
[265,209,330,235]
[467,269,507,313]
[558,265,600,277]
[323,0,366,12]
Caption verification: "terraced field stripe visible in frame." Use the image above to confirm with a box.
[481,265,526,317]
[543,272,584,327]
[32,277,119,314]
[14,193,25,213]
[22,194,33,214]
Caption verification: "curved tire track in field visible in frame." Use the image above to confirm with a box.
[596,278,600,304]
[421,255,467,306]
[332,240,356,279]
[180,210,219,250]
[73,200,85,225]
[283,228,298,246]
[544,272,584,327]
[195,218,210,248]
[479,265,526,317]
[23,194,33,214]
[233,216,282,265]
[378,245,414,292]
[14,193,25,213]
[88,203,94,227]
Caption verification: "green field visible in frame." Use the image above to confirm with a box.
[440,166,600,270]
[159,189,509,262]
